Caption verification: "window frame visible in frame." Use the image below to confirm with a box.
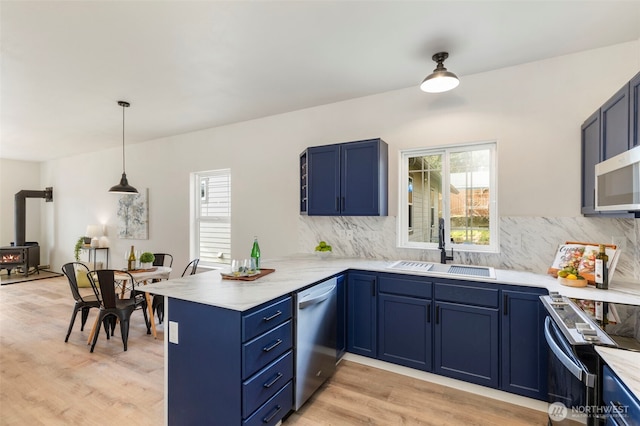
[190,168,231,267]
[397,141,498,254]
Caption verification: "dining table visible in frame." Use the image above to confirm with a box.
[86,266,171,344]
[118,266,171,339]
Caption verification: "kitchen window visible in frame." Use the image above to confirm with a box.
[191,169,231,266]
[397,142,498,253]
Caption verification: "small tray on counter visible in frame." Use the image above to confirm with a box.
[221,268,275,281]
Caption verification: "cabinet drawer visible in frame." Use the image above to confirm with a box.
[603,365,640,424]
[242,297,292,342]
[379,275,432,298]
[435,283,499,308]
[243,380,293,426]
[243,320,292,379]
[242,351,293,418]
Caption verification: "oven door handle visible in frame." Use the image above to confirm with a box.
[544,317,589,384]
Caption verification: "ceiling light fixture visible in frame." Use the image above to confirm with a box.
[420,52,459,93]
[109,101,138,194]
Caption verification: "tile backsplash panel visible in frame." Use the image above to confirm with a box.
[299,216,639,282]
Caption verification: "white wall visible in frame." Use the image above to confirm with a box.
[0,159,42,246]
[9,41,640,275]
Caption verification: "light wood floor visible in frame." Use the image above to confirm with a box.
[0,276,547,425]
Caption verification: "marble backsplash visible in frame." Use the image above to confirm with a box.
[299,215,639,282]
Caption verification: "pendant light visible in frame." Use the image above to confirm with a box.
[109,101,138,194]
[420,52,459,93]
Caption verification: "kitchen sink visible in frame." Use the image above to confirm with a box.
[387,260,496,279]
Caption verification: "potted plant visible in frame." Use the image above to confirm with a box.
[74,236,85,261]
[139,252,155,269]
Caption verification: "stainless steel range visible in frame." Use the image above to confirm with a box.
[541,292,640,425]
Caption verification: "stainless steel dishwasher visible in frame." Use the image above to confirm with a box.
[294,277,337,410]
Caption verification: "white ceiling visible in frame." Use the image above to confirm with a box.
[2,1,639,162]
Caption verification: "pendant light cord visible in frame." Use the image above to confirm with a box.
[121,103,126,174]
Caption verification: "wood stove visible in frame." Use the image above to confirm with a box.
[1,187,52,279]
[0,243,40,277]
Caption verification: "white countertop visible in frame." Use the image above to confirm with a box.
[142,255,640,311]
[595,346,640,401]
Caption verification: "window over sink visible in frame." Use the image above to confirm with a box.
[397,141,498,253]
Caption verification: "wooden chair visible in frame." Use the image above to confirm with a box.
[61,262,100,342]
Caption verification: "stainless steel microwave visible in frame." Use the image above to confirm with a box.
[595,145,640,211]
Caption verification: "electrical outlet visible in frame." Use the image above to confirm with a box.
[169,321,179,344]
[611,236,626,250]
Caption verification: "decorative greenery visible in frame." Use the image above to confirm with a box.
[74,237,85,261]
[139,252,155,263]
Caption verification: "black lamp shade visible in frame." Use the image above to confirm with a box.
[109,173,138,194]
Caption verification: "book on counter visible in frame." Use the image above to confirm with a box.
[548,241,619,285]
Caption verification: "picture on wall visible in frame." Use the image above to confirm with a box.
[117,188,149,239]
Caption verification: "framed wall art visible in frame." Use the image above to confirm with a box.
[117,188,149,239]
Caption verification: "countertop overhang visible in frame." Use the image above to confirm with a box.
[142,255,640,311]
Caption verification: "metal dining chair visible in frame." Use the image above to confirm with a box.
[154,258,200,324]
[61,262,101,342]
[87,269,150,352]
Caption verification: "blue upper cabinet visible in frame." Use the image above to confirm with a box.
[581,71,639,218]
[306,144,341,215]
[581,110,601,215]
[304,138,388,216]
[630,71,640,148]
[601,82,630,160]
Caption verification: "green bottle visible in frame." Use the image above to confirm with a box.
[251,236,261,271]
[595,244,608,290]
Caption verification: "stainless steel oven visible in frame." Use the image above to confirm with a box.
[541,293,618,425]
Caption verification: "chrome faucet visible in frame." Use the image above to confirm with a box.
[438,218,454,264]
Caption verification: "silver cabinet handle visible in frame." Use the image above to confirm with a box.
[262,339,283,352]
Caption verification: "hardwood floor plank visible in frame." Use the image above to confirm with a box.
[1,276,547,425]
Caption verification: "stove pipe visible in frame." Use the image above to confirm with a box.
[14,187,53,246]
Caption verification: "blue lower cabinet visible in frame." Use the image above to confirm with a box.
[347,272,377,357]
[242,351,293,418]
[500,288,548,400]
[242,320,292,379]
[602,365,640,425]
[336,274,346,360]
[243,381,293,426]
[434,301,499,388]
[167,296,293,425]
[378,293,432,371]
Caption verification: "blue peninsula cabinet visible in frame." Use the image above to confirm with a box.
[304,138,388,216]
[167,296,293,426]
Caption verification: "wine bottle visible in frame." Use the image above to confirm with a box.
[594,244,608,290]
[128,245,136,271]
[250,237,261,271]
